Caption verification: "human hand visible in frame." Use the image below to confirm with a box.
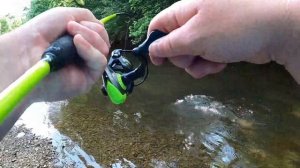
[148,0,300,82]
[8,7,110,101]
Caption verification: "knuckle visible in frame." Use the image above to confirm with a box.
[100,55,108,65]
[90,30,99,40]
[96,23,105,31]
[102,45,110,56]
[165,38,176,54]
[87,30,101,44]
[94,24,105,35]
[148,19,157,30]
[82,8,93,17]
[65,14,75,23]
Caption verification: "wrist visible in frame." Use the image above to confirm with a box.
[0,27,42,101]
[0,31,25,91]
[0,27,39,73]
[15,24,45,70]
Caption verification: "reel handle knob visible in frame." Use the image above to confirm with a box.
[132,30,167,56]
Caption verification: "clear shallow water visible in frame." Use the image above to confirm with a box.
[17,102,102,167]
[26,62,300,167]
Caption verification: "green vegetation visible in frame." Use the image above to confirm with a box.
[128,0,177,43]
[0,15,25,35]
[26,0,178,44]
[26,0,80,19]
[0,18,9,34]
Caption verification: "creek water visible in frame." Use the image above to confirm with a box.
[22,62,300,167]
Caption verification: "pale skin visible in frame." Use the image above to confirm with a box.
[148,0,300,83]
[0,7,110,139]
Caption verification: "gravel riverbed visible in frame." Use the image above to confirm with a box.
[0,126,56,168]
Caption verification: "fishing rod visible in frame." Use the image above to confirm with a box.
[0,12,167,124]
[0,13,123,124]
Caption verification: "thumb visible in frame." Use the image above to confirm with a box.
[149,21,195,58]
[284,56,300,84]
[148,0,200,34]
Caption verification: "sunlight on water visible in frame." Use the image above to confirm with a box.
[16,102,53,138]
[172,95,249,167]
[16,102,103,168]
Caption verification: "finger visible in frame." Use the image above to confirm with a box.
[185,57,226,79]
[73,34,107,81]
[283,56,300,84]
[44,64,89,100]
[79,21,110,48]
[245,51,271,64]
[150,57,166,66]
[31,8,98,42]
[62,7,98,23]
[67,21,109,56]
[149,15,198,58]
[148,0,199,34]
[59,65,90,95]
[169,55,195,69]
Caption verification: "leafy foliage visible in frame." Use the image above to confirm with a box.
[128,0,177,43]
[0,18,9,35]
[26,0,80,19]
[26,0,178,44]
[0,15,25,35]
[75,0,85,6]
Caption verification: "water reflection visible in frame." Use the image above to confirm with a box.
[17,102,103,168]
[172,95,247,167]
[53,62,300,167]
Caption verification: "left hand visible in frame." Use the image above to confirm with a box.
[1,7,110,101]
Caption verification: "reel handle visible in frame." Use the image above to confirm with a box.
[132,30,167,56]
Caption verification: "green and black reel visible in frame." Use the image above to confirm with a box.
[101,30,166,104]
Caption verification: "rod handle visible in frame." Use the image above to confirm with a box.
[42,34,83,71]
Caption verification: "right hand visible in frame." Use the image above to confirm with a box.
[148,0,300,82]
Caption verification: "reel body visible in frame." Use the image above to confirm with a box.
[101,30,167,104]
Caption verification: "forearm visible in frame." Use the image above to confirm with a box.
[0,29,37,139]
[0,29,33,92]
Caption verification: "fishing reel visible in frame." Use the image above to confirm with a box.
[101,49,148,104]
[101,30,167,104]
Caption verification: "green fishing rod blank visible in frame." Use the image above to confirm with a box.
[0,35,77,124]
[100,13,117,24]
[0,61,50,123]
[0,14,120,124]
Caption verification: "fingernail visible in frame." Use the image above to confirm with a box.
[149,39,160,56]
[69,21,78,27]
[151,57,163,65]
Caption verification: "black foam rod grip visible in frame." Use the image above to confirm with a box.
[42,34,83,72]
[132,30,167,56]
